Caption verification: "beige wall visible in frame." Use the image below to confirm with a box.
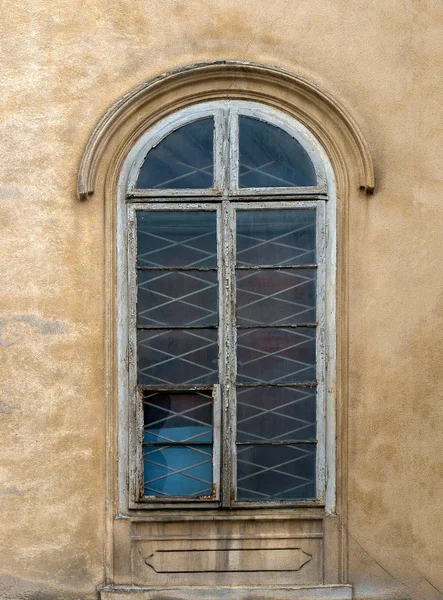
[1,1,443,599]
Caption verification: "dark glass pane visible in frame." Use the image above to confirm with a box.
[138,270,218,327]
[137,211,217,268]
[239,117,316,188]
[138,329,218,386]
[236,210,316,267]
[237,327,316,384]
[236,269,316,326]
[136,118,214,189]
[236,386,316,442]
[237,444,316,501]
[144,445,212,497]
[143,390,213,443]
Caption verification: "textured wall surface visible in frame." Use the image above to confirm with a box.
[1,1,443,599]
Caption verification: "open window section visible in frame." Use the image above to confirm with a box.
[136,210,219,500]
[235,209,317,502]
[136,118,214,190]
[238,117,317,188]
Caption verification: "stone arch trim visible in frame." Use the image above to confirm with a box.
[77,60,374,200]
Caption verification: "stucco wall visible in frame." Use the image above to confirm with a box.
[1,1,443,599]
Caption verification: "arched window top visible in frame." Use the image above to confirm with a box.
[127,101,327,197]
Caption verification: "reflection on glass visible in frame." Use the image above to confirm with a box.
[236,269,316,325]
[138,270,218,328]
[138,329,218,386]
[136,211,217,268]
[237,327,316,384]
[144,445,212,497]
[143,390,213,443]
[136,118,214,189]
[236,386,316,442]
[236,210,316,267]
[239,117,317,188]
[236,444,316,500]
[143,391,214,498]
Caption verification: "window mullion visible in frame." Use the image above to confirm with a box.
[228,106,239,195]
[220,199,236,506]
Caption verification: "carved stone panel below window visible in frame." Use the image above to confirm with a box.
[128,518,323,587]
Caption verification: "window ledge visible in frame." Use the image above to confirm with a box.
[100,584,353,600]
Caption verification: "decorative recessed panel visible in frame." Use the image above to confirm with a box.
[145,547,312,572]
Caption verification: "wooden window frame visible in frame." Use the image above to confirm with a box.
[122,101,336,510]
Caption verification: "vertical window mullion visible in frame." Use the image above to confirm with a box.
[219,199,237,507]
[127,204,143,502]
[214,107,230,196]
[315,201,326,503]
[228,107,239,195]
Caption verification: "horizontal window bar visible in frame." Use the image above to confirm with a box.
[236,324,316,329]
[236,440,317,446]
[137,267,218,272]
[143,442,214,447]
[236,265,317,270]
[127,193,327,202]
[137,325,218,330]
[236,382,316,388]
[137,385,216,391]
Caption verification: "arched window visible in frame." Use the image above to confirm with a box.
[123,101,335,508]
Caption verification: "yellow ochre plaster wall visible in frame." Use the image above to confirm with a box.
[1,1,443,599]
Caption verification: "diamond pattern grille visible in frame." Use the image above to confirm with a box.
[143,391,213,443]
[136,118,214,190]
[236,268,316,325]
[236,444,316,501]
[238,116,317,188]
[142,390,213,498]
[138,329,218,386]
[237,327,316,384]
[136,211,217,268]
[144,445,212,497]
[236,209,316,267]
[237,386,316,442]
[138,270,218,327]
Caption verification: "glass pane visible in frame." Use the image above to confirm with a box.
[143,391,213,443]
[239,117,316,188]
[138,270,218,328]
[144,445,212,497]
[236,269,316,326]
[236,210,316,267]
[237,327,316,384]
[236,444,316,501]
[137,211,217,268]
[138,329,218,386]
[136,118,214,189]
[237,386,316,442]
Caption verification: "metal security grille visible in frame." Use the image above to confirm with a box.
[129,200,325,507]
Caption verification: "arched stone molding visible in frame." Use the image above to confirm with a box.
[77,60,374,201]
[83,62,375,593]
